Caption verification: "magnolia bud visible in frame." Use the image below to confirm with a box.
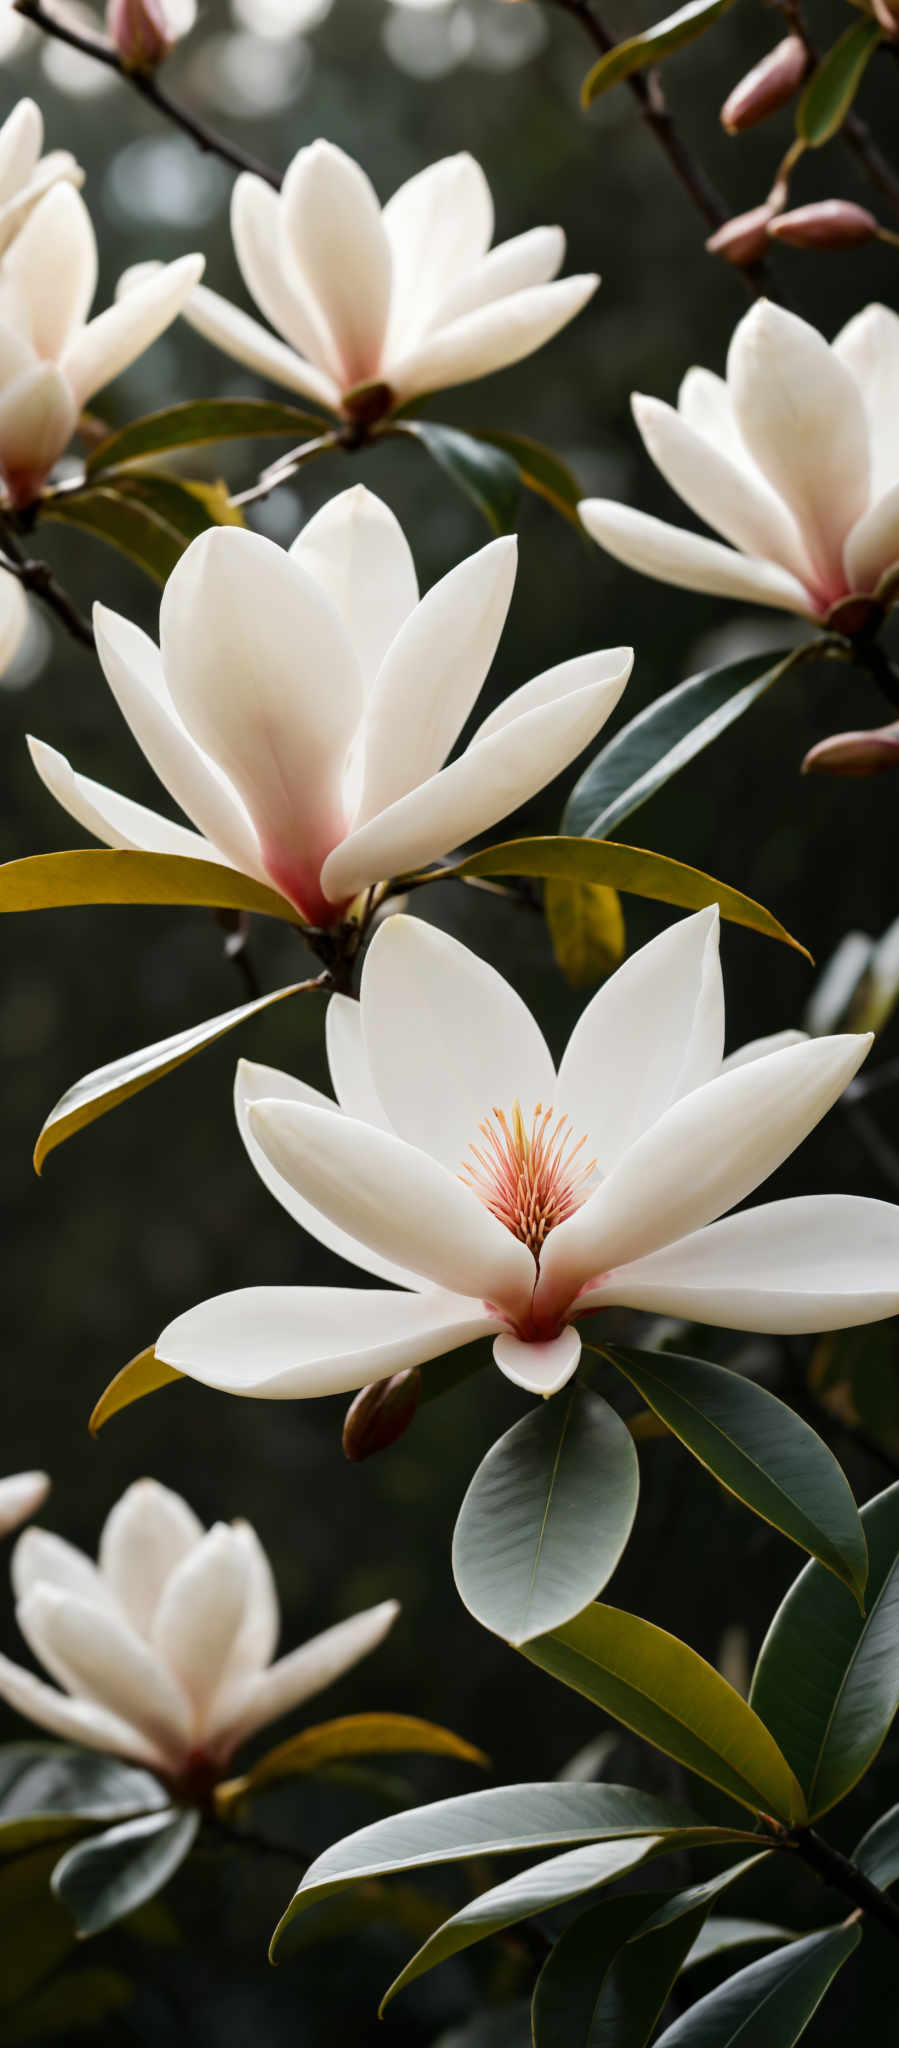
[720,36,808,133]
[706,203,778,268]
[106,0,176,69]
[768,200,878,250]
[872,0,899,38]
[801,721,899,776]
[342,1368,422,1462]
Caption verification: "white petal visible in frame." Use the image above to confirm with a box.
[0,1473,49,1542]
[156,1285,499,1399]
[0,100,42,208]
[843,479,899,595]
[235,1058,427,1289]
[0,362,77,488]
[226,1520,279,1676]
[721,1029,806,1072]
[281,141,392,387]
[17,1588,193,1765]
[0,151,83,259]
[177,278,340,409]
[632,393,814,588]
[93,607,264,879]
[356,537,517,824]
[493,1327,582,1397]
[62,253,205,409]
[99,1479,204,1640]
[382,153,493,353]
[221,1600,400,1753]
[159,528,363,920]
[0,572,28,674]
[0,1652,158,1766]
[247,1099,535,1312]
[538,1034,872,1317]
[325,998,391,1129]
[389,276,598,403]
[470,647,632,747]
[430,225,566,330]
[231,170,338,375]
[726,301,870,602]
[3,184,96,359]
[593,1195,899,1333]
[360,914,555,1170]
[11,1528,114,1611]
[151,1524,249,1728]
[324,664,629,901]
[677,366,747,466]
[27,734,228,862]
[579,500,814,616]
[556,907,725,1172]
[289,485,418,690]
[833,302,899,502]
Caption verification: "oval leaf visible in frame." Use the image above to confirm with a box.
[797,20,883,147]
[601,1345,867,1602]
[0,851,297,924]
[545,876,626,987]
[42,488,186,582]
[582,0,736,106]
[88,398,331,474]
[853,1801,899,1891]
[477,429,583,525]
[532,1884,722,2048]
[216,1713,487,1810]
[653,1924,859,2047]
[750,1479,899,1817]
[396,420,521,535]
[0,1747,167,1859]
[90,1348,183,1438]
[452,1386,639,1645]
[52,1808,198,1938]
[522,1604,806,1821]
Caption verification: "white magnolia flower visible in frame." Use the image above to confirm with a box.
[29,484,632,927]
[167,140,598,417]
[0,1472,50,1540]
[0,1479,398,1786]
[0,568,28,675]
[0,181,202,505]
[580,300,899,622]
[0,98,82,260]
[155,909,899,1404]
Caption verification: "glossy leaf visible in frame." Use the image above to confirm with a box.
[653,1924,860,2046]
[397,420,521,534]
[562,648,801,842]
[446,838,810,959]
[581,0,737,106]
[477,429,582,524]
[89,1347,183,1438]
[452,1386,639,1644]
[0,1846,77,2008]
[34,982,309,1172]
[636,1854,771,1940]
[216,1713,487,1810]
[602,1346,867,1601]
[0,851,296,923]
[797,20,883,147]
[545,876,626,987]
[87,398,331,474]
[522,1604,806,1821]
[111,471,244,540]
[749,1480,899,1816]
[41,487,185,582]
[853,1801,899,1891]
[0,1747,167,1859]
[532,1888,697,2048]
[52,1808,199,1938]
[684,1917,796,1969]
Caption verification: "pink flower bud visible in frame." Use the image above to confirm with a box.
[342,1368,422,1462]
[106,0,176,70]
[768,200,879,250]
[720,36,809,133]
[801,721,899,776]
[706,203,778,268]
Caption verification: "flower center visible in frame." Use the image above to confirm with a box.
[460,1102,596,1261]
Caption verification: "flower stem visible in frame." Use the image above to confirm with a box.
[0,523,95,649]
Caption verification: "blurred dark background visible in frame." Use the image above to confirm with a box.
[1,0,898,2038]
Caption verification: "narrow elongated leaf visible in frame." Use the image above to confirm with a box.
[452,1386,639,1644]
[601,1346,867,1601]
[653,1924,859,2046]
[797,20,883,146]
[684,1917,796,1968]
[397,420,521,534]
[476,429,582,524]
[444,838,810,959]
[5,1967,133,2042]
[87,398,331,474]
[0,851,296,923]
[562,648,801,842]
[749,1480,899,1817]
[636,1855,771,1939]
[545,877,625,986]
[34,982,309,1172]
[89,1348,183,1437]
[216,1713,487,1810]
[41,487,185,582]
[853,1801,899,1891]
[0,1847,77,2008]
[52,1808,199,1937]
[0,1747,167,1858]
[533,1891,671,2048]
[522,1605,806,1821]
[110,471,244,540]
[581,0,736,106]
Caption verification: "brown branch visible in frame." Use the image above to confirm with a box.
[0,524,95,648]
[784,1826,899,1942]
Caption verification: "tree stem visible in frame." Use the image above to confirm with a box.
[786,1826,899,1941]
[0,524,95,648]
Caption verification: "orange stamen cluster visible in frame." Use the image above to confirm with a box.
[460,1102,596,1260]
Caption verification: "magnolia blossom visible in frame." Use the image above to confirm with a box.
[580,300,899,622]
[0,1478,398,1786]
[28,485,632,928]
[0,568,27,676]
[106,0,196,68]
[0,98,81,260]
[155,909,899,1404]
[0,181,202,505]
[161,140,598,416]
[0,1472,49,1540]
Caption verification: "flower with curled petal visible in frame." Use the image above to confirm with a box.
[154,909,899,1405]
[0,98,81,260]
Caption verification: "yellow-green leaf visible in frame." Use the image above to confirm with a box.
[89,1349,182,1438]
[87,398,332,475]
[797,19,882,146]
[545,877,625,987]
[0,850,298,924]
[581,0,737,106]
[216,1714,488,1812]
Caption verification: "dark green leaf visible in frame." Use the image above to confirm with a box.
[396,420,521,534]
[0,1846,78,2007]
[0,1747,167,1859]
[532,1888,703,2048]
[452,1386,638,1644]
[749,1480,899,1816]
[52,1808,199,1937]
[0,850,297,923]
[41,488,185,582]
[476,429,582,524]
[6,1968,133,2043]
[602,1346,867,1601]
[581,0,737,106]
[110,471,244,542]
[797,21,883,147]
[545,876,626,986]
[87,398,331,474]
[853,1801,899,1891]
[653,1925,859,2046]
[684,1918,796,1969]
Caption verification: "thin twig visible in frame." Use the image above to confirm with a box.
[783,1826,899,1941]
[842,108,899,225]
[231,433,339,510]
[0,527,95,648]
[16,0,280,188]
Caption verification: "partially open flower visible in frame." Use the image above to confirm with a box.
[154,910,899,1406]
[0,1472,50,1540]
[106,0,196,69]
[0,98,82,260]
[0,1479,398,1791]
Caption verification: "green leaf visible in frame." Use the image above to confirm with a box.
[451,1386,639,1645]
[216,1713,487,1810]
[445,838,811,960]
[797,20,883,146]
[653,1924,860,2046]
[684,1917,796,1969]
[89,1347,183,1437]
[52,1808,199,1938]
[87,398,331,474]
[635,1854,772,1940]
[0,1847,78,2007]
[581,0,736,106]
[397,420,521,534]
[34,982,309,1172]
[561,648,800,842]
[749,1480,899,1817]
[476,430,582,525]
[601,1346,867,1601]
[0,850,297,923]
[6,1967,133,2043]
[522,1605,807,1821]
[41,487,186,582]
[0,1747,167,1859]
[852,1801,899,1891]
[545,876,626,987]
[532,1888,707,2048]
[110,471,245,540]
[270,1782,708,1955]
